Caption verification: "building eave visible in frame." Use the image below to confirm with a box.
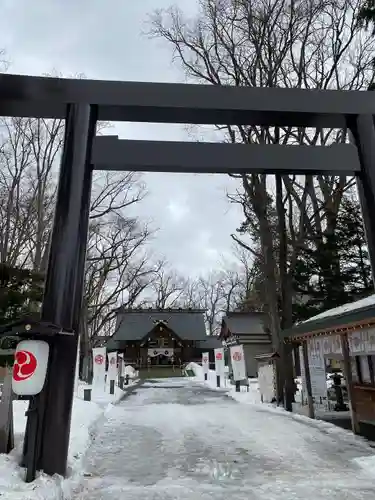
[282,304,375,341]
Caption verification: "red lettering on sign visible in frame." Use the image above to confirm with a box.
[232,352,242,362]
[13,350,38,382]
[95,354,104,365]
[216,353,223,360]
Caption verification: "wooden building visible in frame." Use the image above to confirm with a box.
[283,294,375,433]
[105,308,221,368]
[219,311,272,377]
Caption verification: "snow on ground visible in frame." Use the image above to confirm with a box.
[186,363,375,466]
[70,377,375,499]
[186,362,261,404]
[0,375,138,500]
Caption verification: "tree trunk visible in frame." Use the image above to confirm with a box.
[275,175,295,410]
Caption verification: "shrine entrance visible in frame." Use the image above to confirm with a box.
[3,74,375,479]
[148,350,174,366]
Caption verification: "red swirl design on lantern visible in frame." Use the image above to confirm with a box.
[13,350,38,382]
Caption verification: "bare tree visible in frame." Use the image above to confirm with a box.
[21,118,64,272]
[177,278,204,309]
[0,115,154,371]
[80,212,157,375]
[148,0,375,403]
[0,117,38,266]
[148,260,188,308]
[197,272,225,335]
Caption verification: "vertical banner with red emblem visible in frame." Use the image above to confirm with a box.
[214,348,225,377]
[202,352,210,374]
[92,347,106,392]
[230,344,246,381]
[107,351,118,383]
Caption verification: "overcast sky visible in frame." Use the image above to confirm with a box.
[0,0,244,276]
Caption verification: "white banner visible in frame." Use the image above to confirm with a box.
[322,336,332,356]
[92,347,106,391]
[366,328,375,353]
[258,363,275,403]
[148,348,174,357]
[107,351,117,381]
[349,331,364,354]
[307,338,324,369]
[214,348,225,377]
[230,344,247,381]
[314,338,324,365]
[331,335,342,355]
[202,352,210,374]
[307,338,328,411]
[307,337,315,357]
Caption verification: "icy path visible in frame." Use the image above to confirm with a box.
[71,378,375,499]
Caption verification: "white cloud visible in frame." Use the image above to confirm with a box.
[167,199,190,222]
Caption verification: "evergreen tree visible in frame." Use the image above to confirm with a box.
[293,195,373,322]
[0,264,44,365]
[0,264,44,326]
[359,1,375,32]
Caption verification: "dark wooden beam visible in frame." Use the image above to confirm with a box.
[92,136,360,175]
[1,73,375,127]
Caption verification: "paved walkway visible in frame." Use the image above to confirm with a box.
[71,378,375,499]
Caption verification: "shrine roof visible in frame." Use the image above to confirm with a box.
[282,294,375,341]
[110,308,208,343]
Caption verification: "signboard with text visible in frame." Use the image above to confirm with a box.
[307,338,328,411]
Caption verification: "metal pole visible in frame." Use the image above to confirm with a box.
[36,104,97,477]
[349,114,375,283]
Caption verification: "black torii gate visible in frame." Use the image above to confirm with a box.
[2,74,375,477]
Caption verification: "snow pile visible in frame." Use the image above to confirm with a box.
[79,381,126,405]
[123,365,138,378]
[185,362,261,404]
[0,378,135,500]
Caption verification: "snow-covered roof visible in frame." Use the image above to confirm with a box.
[301,294,375,324]
[283,293,375,339]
